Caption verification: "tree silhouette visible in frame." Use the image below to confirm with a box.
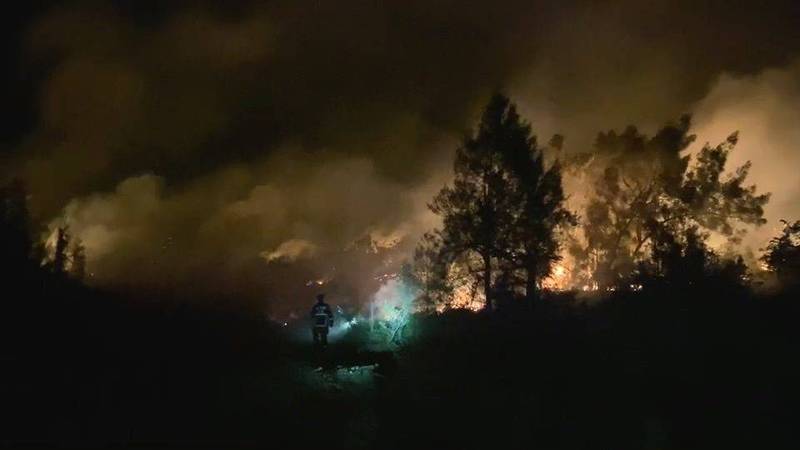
[52,226,70,275]
[69,238,87,281]
[429,94,525,310]
[649,225,711,283]
[427,94,573,309]
[572,116,769,287]
[761,220,800,287]
[410,231,452,310]
[506,153,574,305]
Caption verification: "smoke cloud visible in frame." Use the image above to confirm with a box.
[691,61,800,250]
[3,0,799,312]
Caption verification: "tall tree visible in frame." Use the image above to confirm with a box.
[410,231,453,310]
[507,152,575,304]
[572,116,769,287]
[52,226,70,275]
[428,93,573,309]
[430,94,522,310]
[69,238,87,281]
[761,220,800,287]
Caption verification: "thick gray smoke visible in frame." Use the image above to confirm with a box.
[4,1,800,312]
[691,61,800,251]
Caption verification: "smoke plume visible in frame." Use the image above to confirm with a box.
[2,0,799,312]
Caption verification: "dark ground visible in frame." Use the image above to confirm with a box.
[2,276,800,449]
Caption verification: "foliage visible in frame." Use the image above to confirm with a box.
[52,226,71,275]
[634,225,750,291]
[429,94,522,309]
[409,233,453,310]
[426,93,573,309]
[570,116,769,287]
[506,150,575,303]
[761,219,800,286]
[1,179,90,284]
[69,238,87,281]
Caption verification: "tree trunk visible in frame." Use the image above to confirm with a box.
[526,260,538,308]
[483,253,492,312]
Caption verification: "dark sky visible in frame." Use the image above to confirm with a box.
[3,0,800,313]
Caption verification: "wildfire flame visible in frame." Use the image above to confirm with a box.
[304,277,330,287]
[541,263,570,291]
[437,283,483,312]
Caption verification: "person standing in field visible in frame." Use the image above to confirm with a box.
[310,294,333,348]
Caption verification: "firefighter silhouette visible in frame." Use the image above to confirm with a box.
[310,293,333,347]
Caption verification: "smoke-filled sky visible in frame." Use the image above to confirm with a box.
[2,0,800,313]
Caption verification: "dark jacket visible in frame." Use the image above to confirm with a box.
[310,302,333,328]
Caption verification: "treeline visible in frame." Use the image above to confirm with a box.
[409,93,798,311]
[1,178,86,283]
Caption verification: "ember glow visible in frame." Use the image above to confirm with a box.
[440,284,484,312]
[540,263,570,291]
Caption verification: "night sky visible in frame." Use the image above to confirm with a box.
[3,0,800,313]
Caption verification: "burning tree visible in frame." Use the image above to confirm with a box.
[409,232,453,309]
[69,238,87,281]
[505,146,575,305]
[52,226,71,275]
[570,116,769,288]
[424,93,573,310]
[761,220,800,287]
